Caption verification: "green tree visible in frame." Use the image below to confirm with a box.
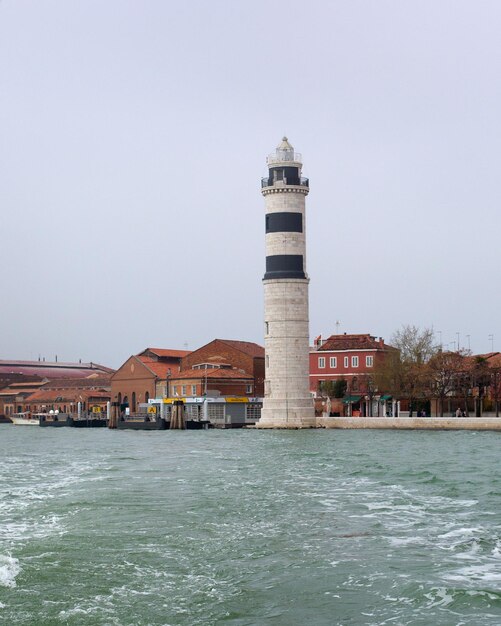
[333,378,347,398]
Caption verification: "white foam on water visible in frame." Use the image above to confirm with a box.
[0,601,5,609]
[444,563,501,584]
[492,540,501,559]
[1,514,64,541]
[387,536,424,547]
[439,527,484,540]
[0,554,20,588]
[423,586,454,608]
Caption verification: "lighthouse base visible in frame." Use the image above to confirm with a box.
[256,399,317,429]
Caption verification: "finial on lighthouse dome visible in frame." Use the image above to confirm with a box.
[277,136,294,151]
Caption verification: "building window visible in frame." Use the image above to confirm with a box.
[329,357,337,368]
[352,356,359,368]
[172,386,177,396]
[181,385,186,396]
[145,391,149,403]
[246,384,253,394]
[366,355,374,367]
[265,321,269,335]
[344,356,349,368]
[191,385,197,396]
[318,357,325,368]
[266,355,270,367]
[246,404,261,421]
[207,403,225,421]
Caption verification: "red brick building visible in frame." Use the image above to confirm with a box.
[310,334,393,393]
[171,339,265,398]
[0,360,114,420]
[169,367,254,398]
[24,376,112,414]
[111,348,190,412]
[0,378,45,420]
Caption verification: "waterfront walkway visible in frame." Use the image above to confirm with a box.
[319,416,501,430]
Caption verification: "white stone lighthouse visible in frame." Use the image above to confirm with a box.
[257,138,316,428]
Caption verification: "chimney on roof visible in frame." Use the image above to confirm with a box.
[55,355,57,363]
[79,359,81,364]
[43,357,45,362]
[344,332,347,335]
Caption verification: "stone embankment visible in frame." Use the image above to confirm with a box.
[318,417,501,430]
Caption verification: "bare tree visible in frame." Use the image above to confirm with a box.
[427,351,466,417]
[391,325,437,365]
[491,366,501,417]
[375,325,437,415]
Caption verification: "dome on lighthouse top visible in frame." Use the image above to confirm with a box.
[267,136,302,165]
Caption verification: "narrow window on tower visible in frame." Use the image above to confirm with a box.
[266,355,270,367]
[265,321,269,335]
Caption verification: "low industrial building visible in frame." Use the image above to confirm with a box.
[0,359,114,420]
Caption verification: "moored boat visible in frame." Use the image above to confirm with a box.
[9,412,39,425]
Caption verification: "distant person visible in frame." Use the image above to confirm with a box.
[455,407,462,417]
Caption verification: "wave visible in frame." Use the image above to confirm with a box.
[0,554,20,588]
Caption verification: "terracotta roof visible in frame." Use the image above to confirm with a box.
[316,334,392,352]
[43,376,111,390]
[8,381,44,388]
[215,340,265,358]
[25,389,111,403]
[0,381,46,396]
[170,367,253,381]
[137,356,181,379]
[478,352,501,368]
[138,348,191,359]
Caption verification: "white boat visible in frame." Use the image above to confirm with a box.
[9,412,39,425]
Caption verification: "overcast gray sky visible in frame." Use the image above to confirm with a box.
[1,0,500,368]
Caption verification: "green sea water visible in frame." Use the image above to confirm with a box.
[1,426,501,625]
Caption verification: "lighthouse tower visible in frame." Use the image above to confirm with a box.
[257,138,316,428]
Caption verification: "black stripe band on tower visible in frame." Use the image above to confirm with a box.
[265,212,303,233]
[263,254,305,280]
